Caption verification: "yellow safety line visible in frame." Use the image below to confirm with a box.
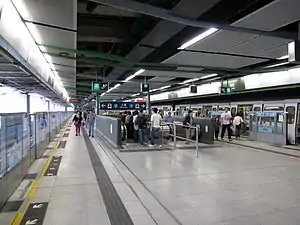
[11,130,65,225]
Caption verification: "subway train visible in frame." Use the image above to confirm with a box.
[156,99,300,146]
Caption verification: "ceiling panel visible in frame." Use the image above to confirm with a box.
[143,70,204,78]
[224,36,290,58]
[189,30,257,52]
[233,0,300,31]
[164,52,266,69]
[149,76,175,82]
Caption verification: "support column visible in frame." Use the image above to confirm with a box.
[96,94,100,115]
[26,93,30,114]
[47,100,51,142]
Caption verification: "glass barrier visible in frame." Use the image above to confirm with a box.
[0,111,71,179]
[250,112,285,134]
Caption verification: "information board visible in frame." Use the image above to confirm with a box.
[100,102,146,110]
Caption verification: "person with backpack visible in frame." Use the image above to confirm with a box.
[73,111,83,136]
[233,112,244,138]
[135,108,147,146]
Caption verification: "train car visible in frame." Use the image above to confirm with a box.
[159,99,300,146]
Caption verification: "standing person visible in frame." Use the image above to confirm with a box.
[135,108,147,146]
[73,112,83,136]
[233,113,243,138]
[213,117,221,140]
[183,110,194,144]
[87,111,96,138]
[164,112,174,123]
[125,111,133,138]
[133,111,139,142]
[220,108,232,141]
[150,108,162,148]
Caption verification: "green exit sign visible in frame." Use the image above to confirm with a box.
[141,83,149,92]
[92,82,108,91]
[221,86,232,94]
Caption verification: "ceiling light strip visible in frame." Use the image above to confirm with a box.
[178,28,218,50]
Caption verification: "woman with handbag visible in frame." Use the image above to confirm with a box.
[73,112,83,136]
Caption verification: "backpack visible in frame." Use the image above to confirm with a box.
[125,115,132,124]
[136,115,147,129]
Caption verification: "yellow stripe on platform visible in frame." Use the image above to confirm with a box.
[11,136,62,225]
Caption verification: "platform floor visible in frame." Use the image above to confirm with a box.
[5,126,300,225]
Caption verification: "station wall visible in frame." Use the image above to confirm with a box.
[150,68,300,102]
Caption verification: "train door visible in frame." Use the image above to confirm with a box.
[237,104,253,134]
[285,103,297,145]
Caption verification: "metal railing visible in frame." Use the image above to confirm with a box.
[166,122,199,157]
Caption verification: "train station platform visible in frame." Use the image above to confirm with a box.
[2,123,300,225]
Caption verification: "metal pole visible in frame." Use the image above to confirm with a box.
[196,127,199,158]
[147,92,151,115]
[96,93,100,115]
[173,124,176,149]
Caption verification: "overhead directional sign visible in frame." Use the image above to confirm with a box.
[92,82,108,91]
[100,102,146,110]
[220,86,232,94]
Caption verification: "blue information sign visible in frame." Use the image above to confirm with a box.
[100,102,146,110]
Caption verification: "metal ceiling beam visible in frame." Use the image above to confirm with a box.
[92,0,298,40]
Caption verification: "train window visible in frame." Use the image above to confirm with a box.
[212,108,216,111]
[231,107,237,116]
[263,106,284,111]
[286,106,295,124]
[254,107,261,112]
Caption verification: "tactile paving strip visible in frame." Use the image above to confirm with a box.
[83,130,133,225]
[58,141,67,149]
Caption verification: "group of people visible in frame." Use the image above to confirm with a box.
[121,108,176,148]
[72,111,96,137]
[214,108,244,141]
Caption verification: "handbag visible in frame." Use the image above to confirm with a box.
[74,121,79,126]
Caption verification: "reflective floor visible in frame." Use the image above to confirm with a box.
[6,127,300,225]
[111,142,300,225]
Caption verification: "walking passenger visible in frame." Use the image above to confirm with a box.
[135,109,147,146]
[88,111,96,138]
[150,108,162,148]
[73,112,83,136]
[220,108,232,141]
[233,113,243,138]
[183,110,194,144]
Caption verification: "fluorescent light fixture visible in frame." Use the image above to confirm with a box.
[179,78,200,85]
[264,62,289,68]
[178,28,218,50]
[12,0,31,18]
[200,73,218,79]
[131,93,140,97]
[159,85,171,90]
[114,84,121,89]
[107,83,120,93]
[100,93,105,97]
[277,55,289,60]
[25,22,43,44]
[124,69,145,82]
[134,69,145,76]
